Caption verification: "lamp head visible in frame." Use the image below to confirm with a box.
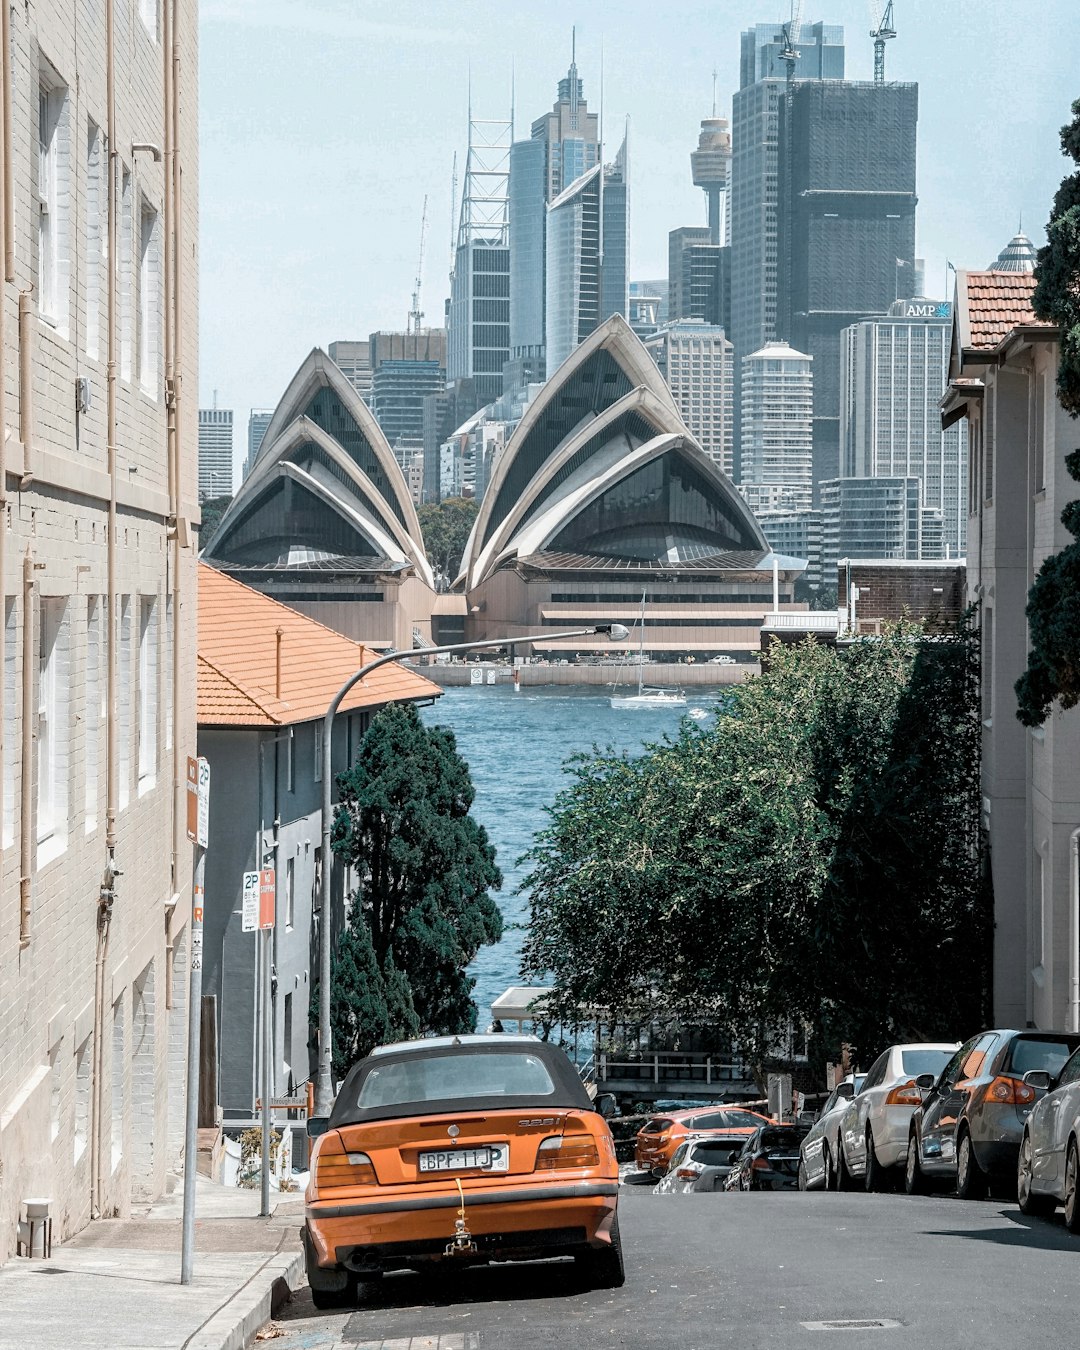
[601,623,631,642]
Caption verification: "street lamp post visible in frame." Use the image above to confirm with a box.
[312,623,629,1116]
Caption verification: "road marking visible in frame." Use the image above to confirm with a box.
[801,1321,902,1332]
[348,1338,484,1349]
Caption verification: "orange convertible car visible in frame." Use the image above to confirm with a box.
[303,1034,623,1307]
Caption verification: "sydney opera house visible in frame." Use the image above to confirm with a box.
[203,317,804,659]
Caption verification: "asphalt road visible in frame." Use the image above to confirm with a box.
[267,1186,1080,1349]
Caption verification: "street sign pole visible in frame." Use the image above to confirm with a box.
[260,924,271,1217]
[180,757,209,1285]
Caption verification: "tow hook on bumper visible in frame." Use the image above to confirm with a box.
[445,1178,477,1257]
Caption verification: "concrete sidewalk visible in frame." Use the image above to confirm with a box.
[0,1176,307,1350]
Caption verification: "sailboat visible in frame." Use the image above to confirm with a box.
[609,593,687,709]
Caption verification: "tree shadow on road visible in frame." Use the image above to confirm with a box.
[922,1209,1080,1255]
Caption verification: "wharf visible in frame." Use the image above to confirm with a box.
[413,661,758,688]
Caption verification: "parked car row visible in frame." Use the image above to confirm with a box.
[797,1029,1080,1214]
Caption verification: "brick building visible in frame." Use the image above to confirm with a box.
[0,0,199,1257]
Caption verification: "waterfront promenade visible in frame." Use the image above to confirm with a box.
[416,659,756,687]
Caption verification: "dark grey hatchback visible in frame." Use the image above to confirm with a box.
[905,1029,1080,1199]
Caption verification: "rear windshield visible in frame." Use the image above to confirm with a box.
[901,1049,952,1078]
[1005,1037,1080,1077]
[643,1117,674,1134]
[691,1139,746,1162]
[357,1051,555,1110]
[758,1127,810,1152]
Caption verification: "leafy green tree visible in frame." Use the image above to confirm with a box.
[198,494,233,540]
[1015,100,1080,725]
[417,497,480,587]
[521,625,989,1076]
[328,703,503,1061]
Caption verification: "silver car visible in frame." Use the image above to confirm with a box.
[653,1134,747,1194]
[1017,1044,1080,1229]
[798,1075,865,1191]
[838,1042,957,1190]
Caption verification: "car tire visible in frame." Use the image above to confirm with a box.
[905,1130,930,1196]
[798,1158,809,1191]
[822,1146,835,1192]
[955,1128,987,1201]
[1065,1140,1080,1234]
[577,1211,626,1289]
[837,1141,856,1192]
[1017,1130,1056,1217]
[303,1227,359,1310]
[864,1129,891,1193]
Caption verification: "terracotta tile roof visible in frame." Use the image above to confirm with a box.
[961,270,1038,352]
[198,563,440,727]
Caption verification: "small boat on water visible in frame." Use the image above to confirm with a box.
[610,593,687,710]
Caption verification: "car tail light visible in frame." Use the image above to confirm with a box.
[536,1134,600,1169]
[986,1076,1036,1106]
[315,1142,376,1189]
[676,1167,701,1180]
[752,1156,770,1172]
[885,1080,923,1107]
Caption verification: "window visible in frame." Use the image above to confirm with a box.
[37,73,67,326]
[285,856,294,930]
[138,201,160,396]
[139,0,158,40]
[3,598,14,848]
[982,608,993,725]
[313,721,322,783]
[86,121,105,358]
[118,596,131,808]
[85,596,102,831]
[37,597,69,861]
[137,596,157,788]
[119,169,132,380]
[1057,1048,1080,1089]
[164,593,173,750]
[283,992,293,1088]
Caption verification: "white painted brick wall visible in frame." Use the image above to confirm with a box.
[0,0,199,1259]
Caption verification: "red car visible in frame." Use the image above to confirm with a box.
[635,1106,772,1175]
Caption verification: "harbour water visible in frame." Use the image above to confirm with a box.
[419,684,719,1025]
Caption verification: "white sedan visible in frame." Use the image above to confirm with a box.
[1018,1043,1080,1228]
[798,1075,865,1190]
[838,1042,957,1191]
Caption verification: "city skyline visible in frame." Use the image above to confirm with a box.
[200,0,1078,479]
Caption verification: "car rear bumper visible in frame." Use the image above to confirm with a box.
[306,1180,619,1271]
[874,1108,917,1168]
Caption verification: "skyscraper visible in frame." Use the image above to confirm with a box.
[668,226,730,331]
[730,22,844,474]
[841,297,966,558]
[645,320,734,476]
[245,409,274,479]
[368,328,448,453]
[545,133,629,376]
[448,114,512,404]
[198,405,234,500]
[327,339,373,402]
[778,80,919,486]
[739,340,813,516]
[508,42,602,380]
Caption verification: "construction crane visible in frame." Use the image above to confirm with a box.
[779,0,803,96]
[408,194,428,335]
[868,0,896,85]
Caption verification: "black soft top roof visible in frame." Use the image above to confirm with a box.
[329,1038,594,1127]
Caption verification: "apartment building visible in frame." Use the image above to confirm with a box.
[942,269,1074,1031]
[0,0,199,1257]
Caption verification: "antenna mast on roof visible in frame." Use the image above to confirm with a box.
[408,194,428,335]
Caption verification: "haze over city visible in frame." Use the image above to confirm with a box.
[201,0,1080,461]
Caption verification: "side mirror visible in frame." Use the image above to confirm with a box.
[834,1081,855,1100]
[1022,1070,1052,1092]
[595,1093,618,1119]
[306,1115,330,1139]
[914,1073,936,1092]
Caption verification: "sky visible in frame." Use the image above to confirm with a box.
[199,0,1080,481]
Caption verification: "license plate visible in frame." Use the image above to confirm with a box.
[418,1144,509,1173]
